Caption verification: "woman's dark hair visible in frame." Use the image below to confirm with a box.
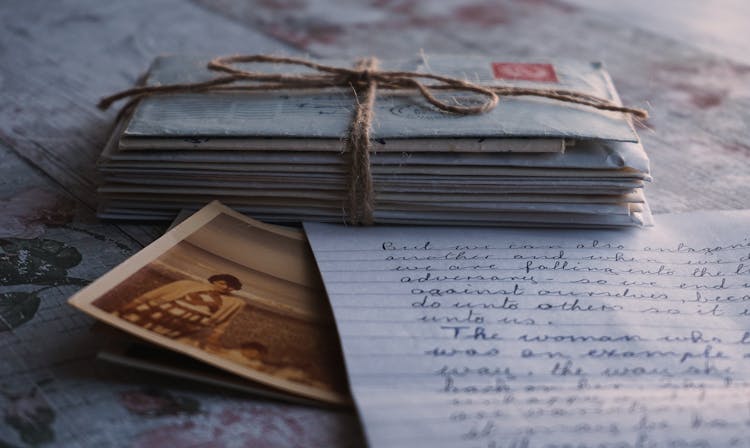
[208,274,242,290]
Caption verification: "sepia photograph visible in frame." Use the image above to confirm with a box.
[69,202,349,405]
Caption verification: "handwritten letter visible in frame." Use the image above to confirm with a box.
[305,211,750,448]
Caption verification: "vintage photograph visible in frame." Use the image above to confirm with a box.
[69,202,349,405]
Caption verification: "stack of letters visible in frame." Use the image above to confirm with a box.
[97,55,651,227]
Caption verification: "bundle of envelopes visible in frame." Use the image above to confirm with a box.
[97,55,652,227]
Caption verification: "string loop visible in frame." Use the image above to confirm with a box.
[99,54,649,225]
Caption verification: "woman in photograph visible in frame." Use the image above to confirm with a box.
[114,274,245,343]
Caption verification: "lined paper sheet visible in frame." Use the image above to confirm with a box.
[305,210,750,448]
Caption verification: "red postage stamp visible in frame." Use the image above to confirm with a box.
[491,63,558,83]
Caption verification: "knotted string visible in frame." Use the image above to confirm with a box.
[99,54,649,225]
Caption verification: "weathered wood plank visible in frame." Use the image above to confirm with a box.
[0,0,295,209]
[565,0,750,65]
[0,1,364,446]
[2,0,750,446]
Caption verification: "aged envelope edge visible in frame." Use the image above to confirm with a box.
[68,201,348,405]
[127,55,639,142]
[97,106,133,167]
[597,61,640,141]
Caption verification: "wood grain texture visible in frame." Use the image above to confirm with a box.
[0,1,362,446]
[0,0,293,210]
[1,0,749,446]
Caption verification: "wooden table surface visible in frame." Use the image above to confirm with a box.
[1,1,748,446]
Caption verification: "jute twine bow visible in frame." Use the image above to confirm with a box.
[99,54,649,226]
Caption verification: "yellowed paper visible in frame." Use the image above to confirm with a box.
[69,201,350,405]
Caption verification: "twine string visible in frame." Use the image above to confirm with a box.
[346,57,379,225]
[99,54,649,225]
